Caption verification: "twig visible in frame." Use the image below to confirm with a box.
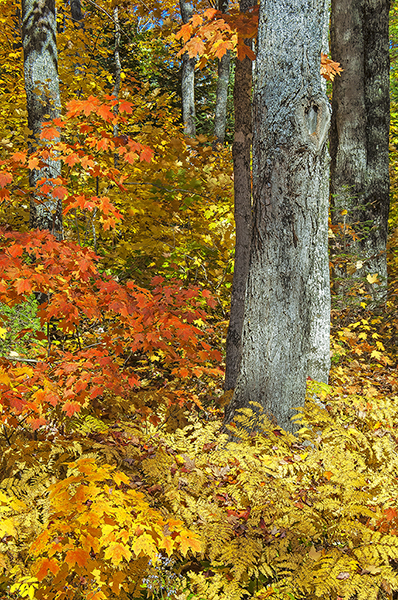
[2,356,40,363]
[83,0,130,36]
[123,181,208,199]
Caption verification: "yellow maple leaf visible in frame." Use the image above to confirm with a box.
[114,471,130,487]
[0,368,10,385]
[104,542,132,565]
[109,571,127,595]
[131,533,157,560]
[367,273,380,284]
[0,517,16,538]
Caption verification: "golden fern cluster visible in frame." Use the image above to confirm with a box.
[2,379,398,600]
[132,381,398,600]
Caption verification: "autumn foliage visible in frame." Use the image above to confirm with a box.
[1,0,397,599]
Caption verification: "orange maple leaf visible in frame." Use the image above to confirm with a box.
[176,530,202,556]
[65,548,89,568]
[11,151,27,163]
[214,40,234,59]
[187,38,205,59]
[159,535,174,556]
[53,186,68,199]
[0,172,12,188]
[64,153,80,167]
[40,126,59,140]
[30,530,51,555]
[119,100,133,113]
[15,278,32,295]
[97,104,115,121]
[35,557,60,581]
[28,156,40,170]
[62,401,81,416]
[385,507,398,522]
[192,14,203,27]
[320,53,343,81]
[176,22,192,43]
[204,8,218,18]
[139,146,153,163]
[237,42,256,61]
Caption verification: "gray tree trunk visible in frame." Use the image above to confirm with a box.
[330,0,390,302]
[224,0,331,433]
[22,0,62,237]
[70,0,83,22]
[224,0,255,391]
[179,0,196,136]
[214,0,231,145]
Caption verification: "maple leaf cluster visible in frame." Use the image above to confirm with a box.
[176,6,258,67]
[0,229,223,428]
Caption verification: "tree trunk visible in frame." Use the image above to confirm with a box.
[330,0,390,303]
[70,0,83,22]
[214,0,231,145]
[224,0,331,433]
[22,0,62,237]
[179,0,196,136]
[224,0,255,391]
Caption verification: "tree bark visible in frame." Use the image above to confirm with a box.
[224,0,331,433]
[214,0,231,145]
[224,0,255,391]
[330,0,390,302]
[70,0,83,22]
[179,0,196,136]
[22,0,62,237]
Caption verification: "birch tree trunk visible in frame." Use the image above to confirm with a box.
[214,0,231,145]
[179,0,196,136]
[224,0,331,433]
[22,0,62,237]
[224,0,255,391]
[330,0,390,303]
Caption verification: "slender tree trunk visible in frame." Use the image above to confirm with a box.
[112,6,121,175]
[224,0,331,433]
[22,0,62,237]
[214,0,231,145]
[112,6,121,106]
[179,0,196,136]
[70,0,83,22]
[330,0,390,302]
[224,0,255,391]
